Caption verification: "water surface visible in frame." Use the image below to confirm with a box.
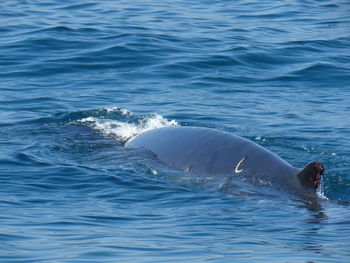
[1,0,350,262]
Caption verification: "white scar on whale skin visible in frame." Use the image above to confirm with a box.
[234,156,247,173]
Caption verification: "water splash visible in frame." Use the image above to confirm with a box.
[104,107,132,115]
[77,108,178,143]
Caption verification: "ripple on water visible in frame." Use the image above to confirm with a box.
[1,0,350,262]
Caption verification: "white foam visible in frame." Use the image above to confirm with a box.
[104,107,132,115]
[317,187,329,200]
[78,113,178,143]
[150,168,159,176]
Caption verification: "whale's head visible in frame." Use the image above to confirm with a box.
[297,161,324,190]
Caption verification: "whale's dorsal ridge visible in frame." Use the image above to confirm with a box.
[126,126,324,192]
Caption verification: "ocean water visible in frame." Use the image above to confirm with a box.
[1,0,350,262]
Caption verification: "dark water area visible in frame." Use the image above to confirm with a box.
[1,0,350,262]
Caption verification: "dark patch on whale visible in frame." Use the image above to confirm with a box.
[125,126,324,192]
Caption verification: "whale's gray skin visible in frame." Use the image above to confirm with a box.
[125,126,324,192]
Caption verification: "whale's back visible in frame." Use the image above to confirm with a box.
[125,127,296,177]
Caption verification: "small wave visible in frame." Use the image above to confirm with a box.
[28,26,101,36]
[76,108,178,143]
[59,3,98,10]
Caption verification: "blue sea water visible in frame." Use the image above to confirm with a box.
[1,0,350,262]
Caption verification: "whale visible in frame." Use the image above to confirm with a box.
[125,126,324,192]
